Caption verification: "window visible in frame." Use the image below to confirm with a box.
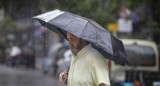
[124,45,156,66]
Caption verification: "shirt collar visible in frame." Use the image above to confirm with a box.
[73,44,91,58]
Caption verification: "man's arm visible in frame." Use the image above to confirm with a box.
[90,54,111,86]
[99,83,110,86]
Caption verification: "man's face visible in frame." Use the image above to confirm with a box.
[67,32,82,55]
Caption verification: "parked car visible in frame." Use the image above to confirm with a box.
[110,39,159,86]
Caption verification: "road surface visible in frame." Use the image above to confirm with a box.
[0,64,65,86]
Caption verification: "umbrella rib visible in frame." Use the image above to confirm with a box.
[79,21,89,37]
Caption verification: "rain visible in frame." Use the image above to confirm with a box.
[0,0,160,86]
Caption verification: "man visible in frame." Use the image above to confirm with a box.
[59,32,110,86]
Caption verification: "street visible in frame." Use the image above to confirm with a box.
[0,64,65,86]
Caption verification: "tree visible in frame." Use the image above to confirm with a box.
[0,16,18,37]
[0,0,40,20]
[39,0,160,43]
[39,0,120,29]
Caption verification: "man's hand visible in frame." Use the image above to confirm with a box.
[59,71,68,84]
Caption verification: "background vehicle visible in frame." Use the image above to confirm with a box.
[110,39,159,86]
[6,46,35,68]
[42,42,69,75]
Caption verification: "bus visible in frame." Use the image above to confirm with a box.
[110,39,159,86]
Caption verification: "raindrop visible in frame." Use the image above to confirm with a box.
[46,45,48,47]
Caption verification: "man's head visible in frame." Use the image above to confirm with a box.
[67,32,89,55]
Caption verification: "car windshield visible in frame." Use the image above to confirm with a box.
[124,45,156,66]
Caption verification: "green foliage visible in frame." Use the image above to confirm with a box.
[39,0,160,41]
[1,16,18,37]
[0,0,14,11]
[40,0,117,29]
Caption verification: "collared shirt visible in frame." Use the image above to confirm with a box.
[67,44,110,86]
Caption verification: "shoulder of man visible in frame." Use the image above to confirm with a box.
[87,47,108,69]
[87,47,106,62]
[89,47,103,57]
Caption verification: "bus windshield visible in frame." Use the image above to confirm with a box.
[124,45,156,66]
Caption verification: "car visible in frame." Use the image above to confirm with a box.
[110,39,159,86]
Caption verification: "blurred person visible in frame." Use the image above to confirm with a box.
[42,42,69,75]
[10,46,21,57]
[56,49,72,77]
[119,5,131,20]
[53,43,69,76]
[59,32,110,86]
[0,38,6,63]
[22,46,35,69]
[6,45,22,67]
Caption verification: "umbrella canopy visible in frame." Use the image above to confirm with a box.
[33,9,129,66]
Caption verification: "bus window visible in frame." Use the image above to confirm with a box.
[124,45,156,66]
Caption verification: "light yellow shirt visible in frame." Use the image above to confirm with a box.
[67,44,110,86]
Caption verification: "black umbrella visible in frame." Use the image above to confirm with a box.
[33,9,129,66]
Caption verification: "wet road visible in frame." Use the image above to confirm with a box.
[0,64,65,86]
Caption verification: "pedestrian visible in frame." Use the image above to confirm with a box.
[59,32,110,86]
